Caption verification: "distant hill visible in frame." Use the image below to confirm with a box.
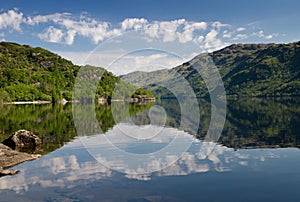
[121,41,300,98]
[0,42,153,102]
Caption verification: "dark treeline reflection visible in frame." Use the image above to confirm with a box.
[0,98,299,155]
[0,102,154,154]
[153,98,300,149]
[221,98,300,149]
[0,104,76,154]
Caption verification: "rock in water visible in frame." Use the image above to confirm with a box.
[2,130,42,151]
[0,168,19,177]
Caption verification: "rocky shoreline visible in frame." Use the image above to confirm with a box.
[0,144,41,177]
[0,130,42,177]
[1,100,52,105]
[1,97,156,105]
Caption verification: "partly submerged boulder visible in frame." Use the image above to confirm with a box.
[2,130,42,152]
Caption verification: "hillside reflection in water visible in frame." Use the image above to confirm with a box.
[0,98,299,201]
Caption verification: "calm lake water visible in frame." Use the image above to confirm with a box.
[0,98,300,202]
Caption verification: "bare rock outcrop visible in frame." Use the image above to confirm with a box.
[0,143,41,177]
[2,130,41,152]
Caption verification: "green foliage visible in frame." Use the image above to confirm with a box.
[212,42,300,97]
[131,87,155,98]
[0,42,80,102]
[0,42,154,102]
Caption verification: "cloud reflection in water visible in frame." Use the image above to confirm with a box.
[0,122,284,194]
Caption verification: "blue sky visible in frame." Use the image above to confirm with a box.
[1,0,300,74]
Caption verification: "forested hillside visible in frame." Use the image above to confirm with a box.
[0,42,153,102]
[121,41,300,98]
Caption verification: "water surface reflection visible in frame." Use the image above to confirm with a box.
[0,98,299,201]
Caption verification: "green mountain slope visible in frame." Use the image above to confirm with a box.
[121,41,300,98]
[0,42,153,102]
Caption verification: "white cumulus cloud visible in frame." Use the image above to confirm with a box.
[177,21,207,43]
[121,18,148,30]
[0,9,282,47]
[203,29,225,50]
[265,34,273,39]
[233,34,248,40]
[212,21,230,29]
[156,19,186,42]
[25,13,70,25]
[0,9,23,31]
[141,19,207,43]
[222,30,232,38]
[236,27,246,32]
[65,30,76,45]
[27,12,122,44]
[38,26,64,43]
[252,30,274,39]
